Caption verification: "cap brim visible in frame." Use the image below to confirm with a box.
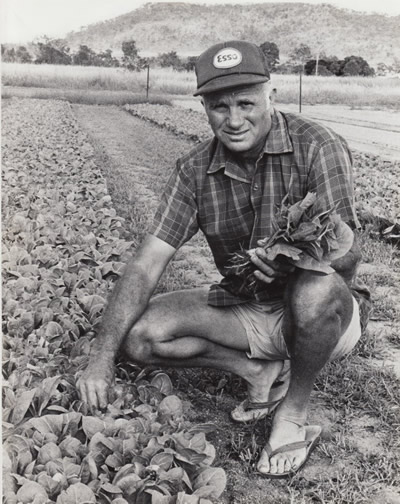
[193,74,269,96]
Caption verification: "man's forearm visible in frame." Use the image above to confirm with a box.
[77,235,176,410]
[87,261,154,367]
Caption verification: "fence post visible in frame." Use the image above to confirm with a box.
[299,70,302,113]
[146,65,150,100]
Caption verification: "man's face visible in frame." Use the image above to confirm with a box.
[203,84,272,157]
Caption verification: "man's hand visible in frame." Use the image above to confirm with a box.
[250,247,295,284]
[76,362,115,412]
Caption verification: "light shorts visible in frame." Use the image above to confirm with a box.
[230,296,361,361]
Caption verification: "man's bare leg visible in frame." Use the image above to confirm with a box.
[121,287,283,403]
[257,270,354,475]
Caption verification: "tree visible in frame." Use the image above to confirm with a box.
[72,45,97,66]
[182,56,197,72]
[157,51,183,70]
[35,38,71,65]
[95,49,120,68]
[121,40,143,70]
[376,62,389,76]
[342,60,361,76]
[304,55,375,77]
[15,46,32,63]
[259,41,279,71]
[289,44,312,66]
[341,56,375,77]
[2,46,16,62]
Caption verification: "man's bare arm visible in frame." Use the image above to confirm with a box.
[77,234,176,410]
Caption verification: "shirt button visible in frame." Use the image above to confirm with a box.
[252,184,259,191]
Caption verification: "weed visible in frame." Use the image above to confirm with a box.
[227,429,262,474]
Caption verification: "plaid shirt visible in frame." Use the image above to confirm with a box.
[150,108,362,306]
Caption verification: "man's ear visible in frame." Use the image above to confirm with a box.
[200,98,205,108]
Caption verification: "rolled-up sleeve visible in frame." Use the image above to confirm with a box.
[149,160,199,249]
[307,138,360,229]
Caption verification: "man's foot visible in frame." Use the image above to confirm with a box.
[257,416,321,477]
[231,361,290,423]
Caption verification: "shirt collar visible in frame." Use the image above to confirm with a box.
[207,108,293,178]
[264,108,294,154]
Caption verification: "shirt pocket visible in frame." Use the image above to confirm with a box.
[199,191,254,246]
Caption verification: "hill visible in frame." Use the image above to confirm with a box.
[64,2,400,66]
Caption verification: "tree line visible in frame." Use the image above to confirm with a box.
[1,38,196,72]
[2,37,390,76]
[260,42,376,77]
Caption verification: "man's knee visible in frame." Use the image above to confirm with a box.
[285,270,353,330]
[121,316,170,364]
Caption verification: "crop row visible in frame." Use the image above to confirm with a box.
[2,98,225,504]
[125,104,400,228]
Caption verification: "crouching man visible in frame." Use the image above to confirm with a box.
[77,40,370,477]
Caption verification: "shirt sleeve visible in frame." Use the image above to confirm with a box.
[307,138,360,229]
[149,160,199,249]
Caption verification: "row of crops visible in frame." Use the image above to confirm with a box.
[2,98,226,504]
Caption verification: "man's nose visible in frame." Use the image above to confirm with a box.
[226,107,244,129]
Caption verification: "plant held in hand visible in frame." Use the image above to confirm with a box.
[227,192,354,295]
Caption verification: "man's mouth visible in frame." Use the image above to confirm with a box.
[224,130,249,139]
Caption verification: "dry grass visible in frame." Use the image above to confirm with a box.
[271,73,400,109]
[3,62,400,108]
[1,86,171,106]
[2,62,195,95]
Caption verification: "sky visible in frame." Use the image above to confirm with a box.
[1,0,400,44]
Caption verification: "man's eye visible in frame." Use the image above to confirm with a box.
[240,102,253,108]
[212,103,227,111]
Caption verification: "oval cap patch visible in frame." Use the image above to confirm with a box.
[213,48,242,69]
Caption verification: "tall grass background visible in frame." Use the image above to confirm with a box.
[2,62,400,108]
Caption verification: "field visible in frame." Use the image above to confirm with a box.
[2,89,400,504]
[2,62,400,109]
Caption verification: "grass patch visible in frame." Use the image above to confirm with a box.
[316,356,400,428]
[2,86,171,106]
[3,62,400,108]
[2,62,195,95]
[271,73,400,109]
[386,326,400,348]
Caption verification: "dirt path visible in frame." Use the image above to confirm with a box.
[72,104,399,504]
[72,104,221,289]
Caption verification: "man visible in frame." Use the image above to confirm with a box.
[78,40,370,477]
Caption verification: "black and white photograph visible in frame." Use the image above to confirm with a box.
[2,0,400,502]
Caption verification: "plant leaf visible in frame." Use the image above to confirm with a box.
[265,242,302,262]
[193,467,227,499]
[151,373,173,396]
[56,482,96,503]
[290,255,334,274]
[10,389,37,424]
[23,412,82,436]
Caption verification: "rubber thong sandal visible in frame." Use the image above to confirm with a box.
[231,363,291,423]
[257,424,322,478]
[231,397,283,423]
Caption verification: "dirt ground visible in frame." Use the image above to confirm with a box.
[72,104,400,504]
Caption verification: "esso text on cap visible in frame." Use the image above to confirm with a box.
[213,48,242,69]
